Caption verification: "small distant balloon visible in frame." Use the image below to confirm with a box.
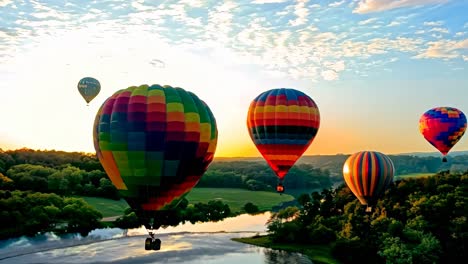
[77,77,101,105]
[150,59,165,68]
[419,107,467,162]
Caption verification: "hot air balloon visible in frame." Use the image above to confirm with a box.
[419,107,467,162]
[342,151,394,212]
[93,84,217,250]
[78,77,101,105]
[247,88,320,193]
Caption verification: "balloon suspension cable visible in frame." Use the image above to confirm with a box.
[147,217,156,238]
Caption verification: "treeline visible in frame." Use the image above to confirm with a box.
[0,164,119,200]
[298,154,468,177]
[0,148,335,193]
[0,148,102,173]
[198,161,334,191]
[267,171,467,263]
[0,190,102,239]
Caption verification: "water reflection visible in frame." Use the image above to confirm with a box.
[128,212,272,236]
[0,213,312,264]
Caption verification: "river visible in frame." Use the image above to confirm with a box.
[0,213,312,264]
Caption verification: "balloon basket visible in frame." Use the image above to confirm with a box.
[442,157,447,162]
[276,183,284,194]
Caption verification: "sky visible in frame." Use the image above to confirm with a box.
[0,0,467,157]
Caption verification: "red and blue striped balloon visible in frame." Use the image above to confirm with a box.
[247,88,320,187]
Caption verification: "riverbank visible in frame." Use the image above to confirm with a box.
[232,235,340,264]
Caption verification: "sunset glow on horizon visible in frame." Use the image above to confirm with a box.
[1,0,467,158]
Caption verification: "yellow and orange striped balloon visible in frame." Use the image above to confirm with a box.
[342,151,394,206]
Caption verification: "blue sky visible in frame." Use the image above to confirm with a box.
[0,0,467,156]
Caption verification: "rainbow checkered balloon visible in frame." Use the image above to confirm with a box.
[93,84,217,217]
[247,88,320,181]
[419,107,467,159]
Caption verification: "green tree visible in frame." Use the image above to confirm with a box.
[378,237,413,264]
[244,202,259,214]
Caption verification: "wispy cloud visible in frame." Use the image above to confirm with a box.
[329,1,346,7]
[289,0,309,26]
[0,0,12,7]
[414,39,468,59]
[253,0,288,3]
[0,0,466,83]
[358,18,378,25]
[423,21,444,26]
[429,27,449,34]
[353,0,449,14]
[387,21,401,27]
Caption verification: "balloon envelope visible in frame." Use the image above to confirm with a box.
[93,84,217,221]
[419,107,467,158]
[78,77,101,104]
[343,151,394,206]
[247,88,320,180]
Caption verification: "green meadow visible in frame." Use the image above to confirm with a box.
[80,187,295,218]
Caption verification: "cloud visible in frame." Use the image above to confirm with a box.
[329,1,346,7]
[324,60,345,72]
[387,21,401,27]
[0,0,12,7]
[463,55,468,61]
[428,27,449,34]
[423,20,444,26]
[414,39,468,59]
[179,0,204,7]
[252,0,288,3]
[289,0,309,26]
[353,0,449,14]
[455,32,465,37]
[341,37,423,58]
[204,1,238,43]
[358,18,378,25]
[321,70,339,80]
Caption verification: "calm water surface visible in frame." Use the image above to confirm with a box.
[0,213,312,264]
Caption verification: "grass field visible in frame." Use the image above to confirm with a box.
[232,235,339,264]
[79,188,295,218]
[186,188,295,213]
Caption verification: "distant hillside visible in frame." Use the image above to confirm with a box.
[397,150,468,157]
[214,152,468,177]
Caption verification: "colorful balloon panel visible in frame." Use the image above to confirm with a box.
[343,151,394,206]
[93,84,217,213]
[419,107,467,156]
[78,77,101,104]
[247,88,320,179]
